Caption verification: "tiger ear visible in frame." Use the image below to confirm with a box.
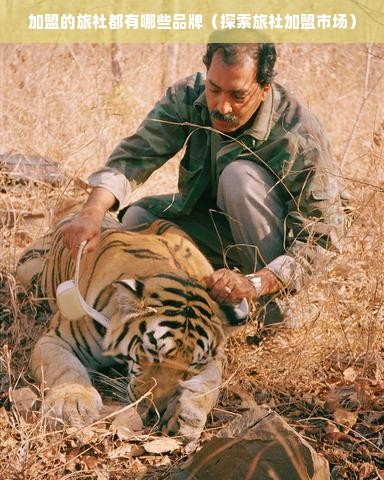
[220,298,249,326]
[112,279,145,314]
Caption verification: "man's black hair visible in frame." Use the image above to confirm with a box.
[202,42,276,86]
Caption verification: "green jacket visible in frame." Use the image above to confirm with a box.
[88,72,345,288]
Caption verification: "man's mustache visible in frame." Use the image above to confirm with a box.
[210,110,239,125]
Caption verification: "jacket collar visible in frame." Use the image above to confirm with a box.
[242,86,274,141]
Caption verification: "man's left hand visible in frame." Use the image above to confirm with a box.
[205,268,281,304]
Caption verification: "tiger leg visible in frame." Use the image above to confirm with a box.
[161,356,223,441]
[31,316,103,428]
[16,232,51,294]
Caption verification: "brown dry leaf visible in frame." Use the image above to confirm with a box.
[343,367,358,383]
[131,458,148,479]
[359,462,376,479]
[0,406,10,428]
[324,421,354,443]
[370,380,384,401]
[325,431,346,443]
[63,447,82,473]
[143,437,181,454]
[333,408,358,429]
[65,446,82,461]
[366,411,384,427]
[229,383,258,410]
[148,455,171,466]
[111,408,144,441]
[325,421,340,434]
[325,447,348,464]
[355,444,372,462]
[107,444,144,460]
[157,455,171,466]
[65,426,108,445]
[324,385,360,413]
[9,387,38,413]
[81,454,102,470]
[94,469,109,480]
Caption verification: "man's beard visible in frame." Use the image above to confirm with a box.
[210,110,239,127]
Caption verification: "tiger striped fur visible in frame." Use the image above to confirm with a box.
[17,215,247,440]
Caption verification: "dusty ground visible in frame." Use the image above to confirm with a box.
[0,44,383,479]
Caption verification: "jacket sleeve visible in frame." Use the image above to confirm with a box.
[88,79,193,210]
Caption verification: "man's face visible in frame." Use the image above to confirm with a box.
[205,50,270,133]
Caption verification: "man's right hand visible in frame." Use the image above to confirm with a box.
[62,211,102,261]
[61,187,117,261]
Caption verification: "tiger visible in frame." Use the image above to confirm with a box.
[17,214,248,440]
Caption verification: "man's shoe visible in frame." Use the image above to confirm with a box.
[257,298,284,326]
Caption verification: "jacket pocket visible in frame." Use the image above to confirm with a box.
[178,164,203,198]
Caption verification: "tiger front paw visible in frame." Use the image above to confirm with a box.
[161,362,222,441]
[161,386,214,441]
[44,383,103,428]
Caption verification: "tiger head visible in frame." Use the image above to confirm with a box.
[103,272,247,415]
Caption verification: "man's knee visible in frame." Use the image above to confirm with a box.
[120,206,158,230]
[217,160,278,209]
[217,161,246,199]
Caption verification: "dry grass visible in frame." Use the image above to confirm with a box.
[0,44,384,479]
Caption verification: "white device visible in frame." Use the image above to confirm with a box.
[233,298,249,321]
[56,241,109,328]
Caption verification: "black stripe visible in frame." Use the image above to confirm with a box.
[192,304,212,320]
[18,248,49,264]
[78,318,103,365]
[147,330,157,346]
[163,287,210,307]
[160,331,174,340]
[94,285,114,312]
[159,320,183,329]
[147,348,159,357]
[69,321,92,362]
[161,299,185,308]
[93,320,107,337]
[113,323,130,349]
[184,306,198,319]
[127,334,143,354]
[195,324,209,339]
[162,309,184,317]
[84,236,128,297]
[115,354,127,363]
[156,221,174,235]
[165,346,177,356]
[156,273,197,287]
[122,247,168,261]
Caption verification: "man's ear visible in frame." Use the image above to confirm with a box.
[112,279,145,315]
[260,83,271,101]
